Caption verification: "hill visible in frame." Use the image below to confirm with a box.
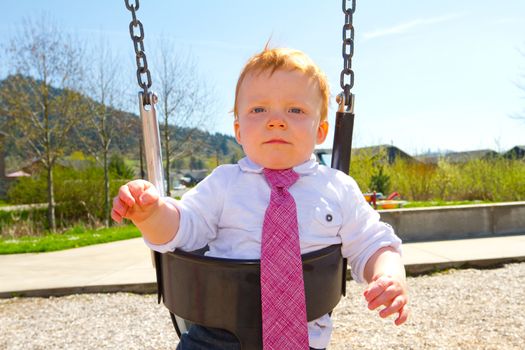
[0,75,243,173]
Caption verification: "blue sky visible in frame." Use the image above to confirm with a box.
[2,0,525,155]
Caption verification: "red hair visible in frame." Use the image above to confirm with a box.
[233,47,330,121]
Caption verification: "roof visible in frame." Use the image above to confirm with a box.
[416,149,507,164]
[443,149,500,163]
[5,170,31,178]
[319,144,525,165]
[503,145,525,160]
[352,144,414,163]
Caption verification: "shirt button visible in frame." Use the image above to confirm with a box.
[326,214,333,222]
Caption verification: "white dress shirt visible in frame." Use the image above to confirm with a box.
[145,155,402,348]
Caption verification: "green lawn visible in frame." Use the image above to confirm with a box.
[402,200,491,208]
[0,224,141,254]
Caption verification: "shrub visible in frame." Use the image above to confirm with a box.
[5,158,133,234]
[7,176,47,205]
[349,150,376,192]
[453,158,525,201]
[348,152,525,202]
[0,206,48,238]
[385,158,525,202]
[109,154,135,179]
[369,165,390,194]
[387,160,437,201]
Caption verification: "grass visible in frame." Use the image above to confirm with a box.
[0,224,141,254]
[403,200,491,208]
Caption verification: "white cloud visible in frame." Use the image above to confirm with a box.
[363,13,464,41]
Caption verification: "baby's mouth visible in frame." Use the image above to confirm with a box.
[264,138,290,144]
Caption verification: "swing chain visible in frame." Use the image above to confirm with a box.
[340,0,356,111]
[125,0,153,105]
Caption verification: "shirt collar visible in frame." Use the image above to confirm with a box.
[238,154,319,176]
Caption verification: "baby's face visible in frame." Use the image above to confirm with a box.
[234,69,328,170]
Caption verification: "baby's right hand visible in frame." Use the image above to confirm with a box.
[111,180,160,224]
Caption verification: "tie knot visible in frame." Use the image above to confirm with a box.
[263,168,299,190]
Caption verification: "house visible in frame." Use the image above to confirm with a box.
[5,170,30,178]
[416,149,502,164]
[503,146,525,160]
[442,149,500,163]
[315,144,416,166]
[352,144,415,164]
[10,157,96,177]
[178,169,209,187]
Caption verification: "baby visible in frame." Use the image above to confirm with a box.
[112,47,409,350]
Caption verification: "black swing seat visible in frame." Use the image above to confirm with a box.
[160,244,347,350]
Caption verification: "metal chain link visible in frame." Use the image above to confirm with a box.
[340,0,356,110]
[125,0,153,105]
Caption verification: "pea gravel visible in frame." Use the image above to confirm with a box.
[1,263,524,349]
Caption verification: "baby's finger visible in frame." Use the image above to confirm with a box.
[111,207,123,223]
[112,196,129,221]
[118,184,136,208]
[367,284,399,311]
[364,277,393,303]
[127,180,151,202]
[139,184,159,206]
[395,305,410,326]
[378,294,408,319]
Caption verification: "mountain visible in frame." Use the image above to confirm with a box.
[0,75,243,172]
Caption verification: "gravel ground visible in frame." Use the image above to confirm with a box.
[1,263,524,349]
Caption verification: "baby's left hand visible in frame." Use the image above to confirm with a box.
[363,274,409,325]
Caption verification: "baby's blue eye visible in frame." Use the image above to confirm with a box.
[289,107,303,114]
[252,107,266,113]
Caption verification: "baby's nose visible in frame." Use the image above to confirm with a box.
[267,117,287,129]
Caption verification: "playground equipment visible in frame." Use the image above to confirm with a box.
[364,191,408,210]
[124,1,357,348]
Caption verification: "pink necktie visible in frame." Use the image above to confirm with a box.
[261,168,309,350]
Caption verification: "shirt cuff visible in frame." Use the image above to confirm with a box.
[352,228,402,284]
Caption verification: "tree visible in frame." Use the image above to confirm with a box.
[109,154,135,179]
[189,156,205,170]
[0,16,84,232]
[154,41,216,196]
[75,41,123,227]
[369,165,391,195]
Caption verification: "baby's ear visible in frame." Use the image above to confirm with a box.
[234,119,242,145]
[316,120,329,144]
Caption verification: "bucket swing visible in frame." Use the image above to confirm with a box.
[124,1,357,349]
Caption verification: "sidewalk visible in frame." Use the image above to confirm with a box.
[1,235,525,298]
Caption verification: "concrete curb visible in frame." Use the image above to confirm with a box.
[403,256,525,276]
[0,282,157,299]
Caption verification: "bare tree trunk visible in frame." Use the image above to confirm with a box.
[164,100,171,196]
[43,74,57,233]
[46,164,56,232]
[103,149,110,227]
